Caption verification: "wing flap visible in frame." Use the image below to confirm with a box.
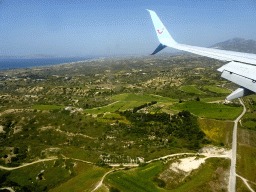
[221,70,256,92]
[217,61,256,81]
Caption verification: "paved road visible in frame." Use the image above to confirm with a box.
[229,98,246,192]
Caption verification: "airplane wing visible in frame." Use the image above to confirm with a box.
[147,9,256,100]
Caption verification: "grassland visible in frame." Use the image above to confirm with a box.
[198,118,233,146]
[236,177,251,192]
[237,127,256,183]
[83,101,145,114]
[241,109,256,130]
[98,113,130,124]
[83,94,178,114]
[178,85,206,94]
[243,120,256,129]
[168,158,230,192]
[51,162,110,192]
[105,162,165,192]
[61,147,101,163]
[110,93,177,102]
[2,159,74,191]
[204,85,231,94]
[170,101,243,120]
[200,96,226,103]
[33,105,66,110]
[105,158,230,192]
[236,144,256,183]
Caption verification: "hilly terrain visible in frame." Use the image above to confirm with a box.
[0,41,255,191]
[210,37,256,54]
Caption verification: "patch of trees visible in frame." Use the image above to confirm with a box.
[110,187,120,192]
[120,110,205,150]
[132,101,157,113]
[169,110,205,149]
[153,177,166,188]
[121,110,169,124]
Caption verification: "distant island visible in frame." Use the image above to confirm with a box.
[1,37,256,60]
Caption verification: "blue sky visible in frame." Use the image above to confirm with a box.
[1,0,256,57]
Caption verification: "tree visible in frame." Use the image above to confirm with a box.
[110,187,120,192]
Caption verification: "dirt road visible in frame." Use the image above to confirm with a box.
[0,157,57,170]
[229,98,246,192]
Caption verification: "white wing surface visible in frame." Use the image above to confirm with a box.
[147,10,256,100]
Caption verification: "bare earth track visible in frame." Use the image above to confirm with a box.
[0,99,253,192]
[229,98,247,192]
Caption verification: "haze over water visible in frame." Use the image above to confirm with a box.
[0,57,92,70]
[1,0,256,60]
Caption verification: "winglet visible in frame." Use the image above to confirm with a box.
[150,43,167,55]
[147,9,177,48]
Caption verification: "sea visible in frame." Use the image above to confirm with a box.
[0,57,94,70]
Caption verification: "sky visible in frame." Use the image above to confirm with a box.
[1,0,256,57]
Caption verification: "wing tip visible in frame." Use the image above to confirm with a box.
[146,9,154,13]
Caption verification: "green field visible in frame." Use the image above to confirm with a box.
[83,101,145,114]
[1,159,74,191]
[204,85,231,94]
[170,101,243,120]
[61,147,101,163]
[170,158,230,192]
[236,144,256,183]
[198,118,234,146]
[33,105,66,110]
[241,112,256,130]
[105,158,230,192]
[84,94,177,114]
[236,177,252,192]
[105,162,165,192]
[110,93,177,102]
[97,113,130,124]
[178,85,206,94]
[52,163,110,192]
[200,96,226,103]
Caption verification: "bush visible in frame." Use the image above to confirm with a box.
[139,163,147,167]
[110,187,120,192]
[153,177,166,188]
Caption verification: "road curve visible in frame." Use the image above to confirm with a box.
[0,187,15,192]
[0,157,58,170]
[229,98,246,192]
[91,169,122,192]
[236,174,255,192]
